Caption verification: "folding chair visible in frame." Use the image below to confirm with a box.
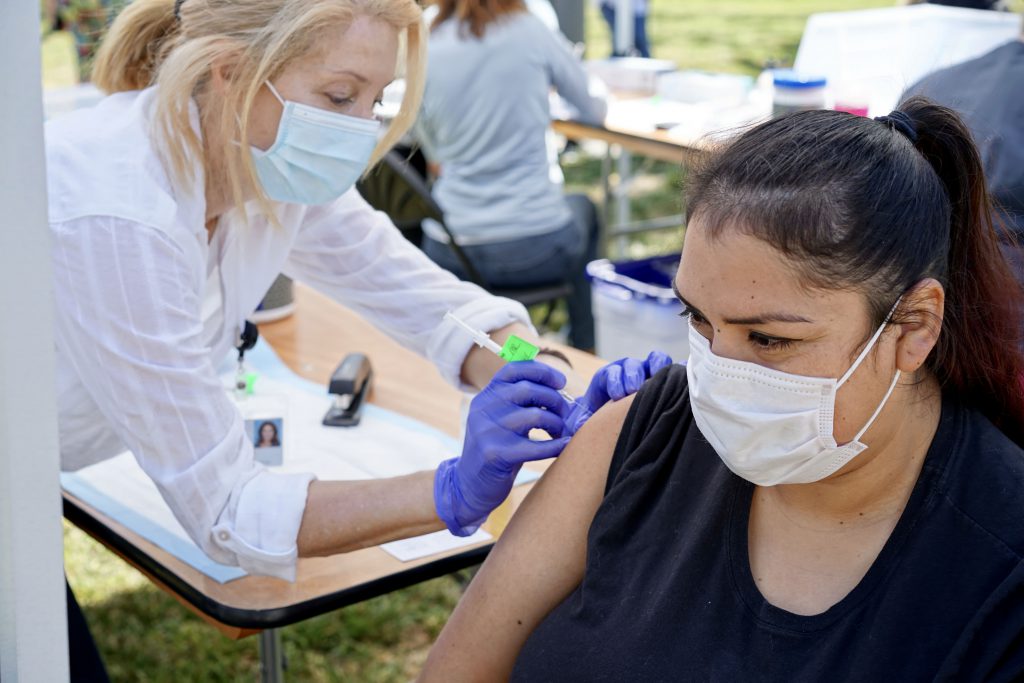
[358,149,574,326]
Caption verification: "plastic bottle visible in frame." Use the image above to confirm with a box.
[771,70,827,117]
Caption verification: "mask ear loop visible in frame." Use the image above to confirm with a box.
[265,81,286,106]
[837,296,902,388]
[850,369,901,444]
[231,82,285,143]
[839,296,904,443]
[243,82,287,154]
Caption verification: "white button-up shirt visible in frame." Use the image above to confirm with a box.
[46,88,530,580]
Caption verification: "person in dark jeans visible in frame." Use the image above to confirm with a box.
[599,0,651,58]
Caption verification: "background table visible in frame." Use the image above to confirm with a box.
[554,105,707,167]
[554,94,764,256]
[63,282,602,680]
[554,96,706,256]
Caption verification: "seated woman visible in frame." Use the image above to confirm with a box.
[414,0,607,350]
[420,98,1024,681]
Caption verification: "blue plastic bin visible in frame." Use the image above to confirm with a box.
[586,255,689,362]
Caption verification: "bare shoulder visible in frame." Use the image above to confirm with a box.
[545,393,636,484]
[419,394,637,682]
[582,392,637,440]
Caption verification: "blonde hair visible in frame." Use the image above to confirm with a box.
[92,0,425,216]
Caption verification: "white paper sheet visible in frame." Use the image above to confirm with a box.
[380,529,493,563]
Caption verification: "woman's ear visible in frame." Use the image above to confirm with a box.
[894,278,945,374]
[209,51,241,95]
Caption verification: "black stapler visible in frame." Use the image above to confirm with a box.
[322,353,373,427]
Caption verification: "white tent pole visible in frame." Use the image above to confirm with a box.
[0,1,70,681]
[613,0,635,55]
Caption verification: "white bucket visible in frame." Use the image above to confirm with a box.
[587,256,690,363]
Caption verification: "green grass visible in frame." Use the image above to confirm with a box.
[66,522,467,681]
[42,30,77,90]
[584,0,895,73]
[50,1,1023,679]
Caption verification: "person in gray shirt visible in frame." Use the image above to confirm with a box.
[414,0,608,350]
[903,35,1024,291]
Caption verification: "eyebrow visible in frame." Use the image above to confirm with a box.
[672,281,814,326]
[323,68,369,83]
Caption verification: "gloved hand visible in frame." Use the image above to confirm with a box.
[435,361,572,536]
[564,350,673,435]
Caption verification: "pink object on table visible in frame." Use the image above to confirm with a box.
[834,103,869,117]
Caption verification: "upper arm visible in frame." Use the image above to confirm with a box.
[285,193,469,349]
[421,394,636,682]
[286,193,531,387]
[542,28,607,125]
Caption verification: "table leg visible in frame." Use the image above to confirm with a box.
[259,628,285,683]
[601,143,633,258]
[600,143,613,257]
[615,149,633,257]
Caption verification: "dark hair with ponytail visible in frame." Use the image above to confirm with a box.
[686,96,1024,446]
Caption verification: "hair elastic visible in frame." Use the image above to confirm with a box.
[874,110,918,144]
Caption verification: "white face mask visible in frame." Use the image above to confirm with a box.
[684,307,901,486]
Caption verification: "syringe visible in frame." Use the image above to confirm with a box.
[444,310,577,406]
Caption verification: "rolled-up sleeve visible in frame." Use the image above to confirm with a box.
[284,190,533,387]
[51,216,314,580]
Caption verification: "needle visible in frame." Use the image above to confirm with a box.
[443,311,577,405]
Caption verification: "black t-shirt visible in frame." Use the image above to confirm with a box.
[512,365,1024,682]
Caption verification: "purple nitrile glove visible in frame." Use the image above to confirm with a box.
[565,350,674,435]
[434,361,573,536]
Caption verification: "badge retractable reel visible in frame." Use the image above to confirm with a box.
[234,320,260,397]
[234,321,287,466]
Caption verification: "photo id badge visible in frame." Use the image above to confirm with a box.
[237,394,289,467]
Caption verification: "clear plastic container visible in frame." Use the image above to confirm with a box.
[585,58,677,95]
[656,70,753,106]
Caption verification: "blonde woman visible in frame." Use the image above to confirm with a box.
[48,0,670,675]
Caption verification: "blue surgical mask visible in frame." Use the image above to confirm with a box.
[251,81,380,205]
